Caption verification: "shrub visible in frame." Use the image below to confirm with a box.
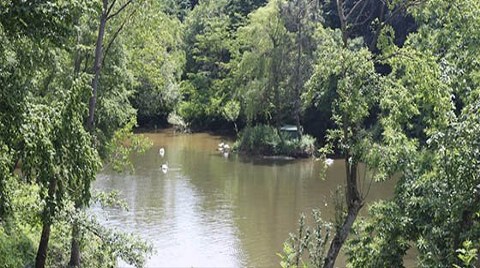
[299,134,316,156]
[0,225,36,268]
[278,210,332,268]
[167,111,190,133]
[235,125,317,157]
[234,124,281,155]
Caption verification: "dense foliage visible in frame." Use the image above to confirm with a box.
[0,0,154,267]
[1,0,479,267]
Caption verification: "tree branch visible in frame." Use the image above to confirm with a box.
[369,0,423,50]
[345,0,369,21]
[349,9,375,29]
[336,0,348,46]
[107,0,134,21]
[351,0,370,25]
[102,9,137,66]
[383,0,423,26]
[106,0,117,17]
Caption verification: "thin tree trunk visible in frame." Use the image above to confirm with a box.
[88,0,108,130]
[323,149,363,268]
[323,116,364,268]
[69,26,85,268]
[68,222,81,267]
[323,199,363,268]
[70,1,108,265]
[233,122,238,134]
[35,178,57,268]
[35,222,52,268]
[321,3,365,267]
[336,0,349,47]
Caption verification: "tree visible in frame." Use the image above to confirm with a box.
[303,1,428,266]
[307,27,380,268]
[180,0,234,128]
[233,0,293,126]
[0,0,85,222]
[1,1,153,267]
[70,0,145,266]
[0,2,100,267]
[88,0,136,130]
[222,100,241,133]
[26,77,101,268]
[225,0,268,28]
[281,0,321,135]
[125,3,185,125]
[345,1,480,266]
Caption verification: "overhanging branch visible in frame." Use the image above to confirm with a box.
[107,0,134,21]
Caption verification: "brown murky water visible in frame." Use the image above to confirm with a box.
[93,129,405,267]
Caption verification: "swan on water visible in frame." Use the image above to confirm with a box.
[161,162,168,173]
[325,158,334,166]
[218,142,230,152]
[159,147,165,157]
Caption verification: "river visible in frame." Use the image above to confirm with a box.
[93,129,402,267]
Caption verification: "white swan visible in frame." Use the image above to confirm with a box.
[218,142,231,153]
[159,147,165,157]
[161,162,168,173]
[325,158,334,166]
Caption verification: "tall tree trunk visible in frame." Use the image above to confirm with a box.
[321,3,367,267]
[323,117,364,267]
[35,178,57,268]
[70,1,108,265]
[88,0,108,130]
[69,35,85,268]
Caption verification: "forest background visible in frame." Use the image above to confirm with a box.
[1,0,480,267]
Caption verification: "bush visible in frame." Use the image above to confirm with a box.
[278,210,332,268]
[299,134,317,156]
[234,124,282,155]
[0,225,36,268]
[235,125,316,157]
[167,111,190,133]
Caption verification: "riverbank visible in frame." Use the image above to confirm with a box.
[138,125,318,159]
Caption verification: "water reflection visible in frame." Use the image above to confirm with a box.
[94,130,396,267]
